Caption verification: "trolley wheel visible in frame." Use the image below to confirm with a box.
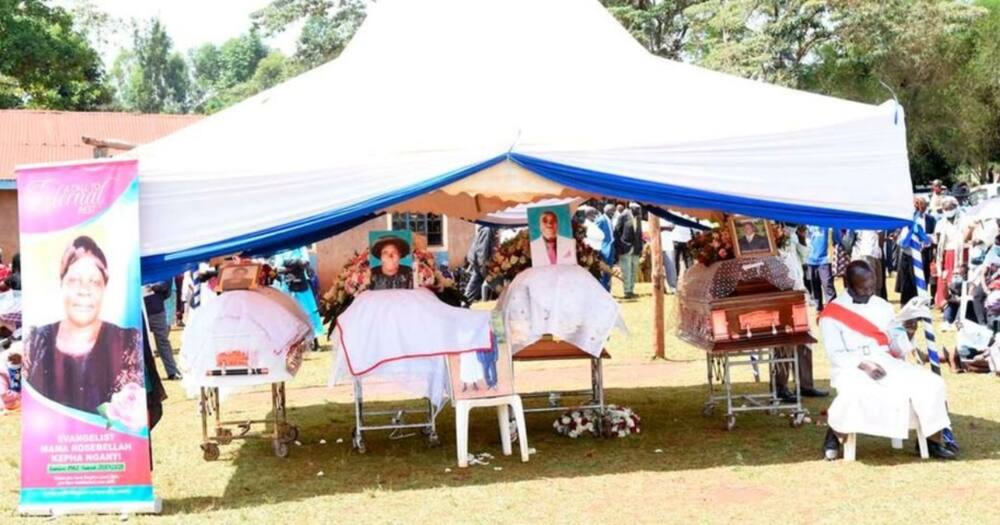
[702,403,715,417]
[352,427,367,454]
[215,427,233,445]
[724,415,736,431]
[281,425,300,443]
[201,442,220,462]
[791,412,806,428]
[426,431,441,447]
[273,439,290,458]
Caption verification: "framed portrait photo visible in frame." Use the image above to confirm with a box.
[218,263,260,291]
[526,203,577,267]
[368,230,415,290]
[728,215,776,258]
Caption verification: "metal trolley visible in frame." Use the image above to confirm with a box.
[702,341,812,431]
[513,338,609,433]
[350,379,441,454]
[199,382,300,460]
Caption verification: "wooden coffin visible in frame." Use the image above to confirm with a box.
[678,256,816,352]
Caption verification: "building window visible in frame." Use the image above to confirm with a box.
[390,213,445,247]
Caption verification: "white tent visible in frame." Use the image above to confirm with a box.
[130,0,913,281]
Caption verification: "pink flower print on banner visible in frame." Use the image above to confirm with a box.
[99,382,146,431]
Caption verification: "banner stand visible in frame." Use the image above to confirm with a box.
[20,498,163,516]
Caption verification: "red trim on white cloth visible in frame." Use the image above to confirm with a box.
[336,320,490,377]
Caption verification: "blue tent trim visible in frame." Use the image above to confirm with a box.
[140,152,909,282]
[508,154,910,231]
[644,207,711,231]
[139,155,508,282]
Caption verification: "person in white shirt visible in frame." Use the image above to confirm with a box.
[820,261,956,460]
[581,207,605,252]
[660,223,678,293]
[850,229,885,298]
[935,197,964,308]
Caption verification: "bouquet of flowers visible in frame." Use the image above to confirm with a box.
[321,248,461,333]
[687,228,735,266]
[484,221,602,294]
[553,405,642,439]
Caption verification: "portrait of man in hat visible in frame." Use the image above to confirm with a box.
[369,230,415,290]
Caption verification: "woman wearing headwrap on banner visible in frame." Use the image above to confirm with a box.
[25,236,142,415]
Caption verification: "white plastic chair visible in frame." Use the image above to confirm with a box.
[447,347,529,468]
[843,405,929,461]
[454,395,529,468]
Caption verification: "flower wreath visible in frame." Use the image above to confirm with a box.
[484,220,603,294]
[553,405,641,439]
[686,219,789,266]
[320,248,464,333]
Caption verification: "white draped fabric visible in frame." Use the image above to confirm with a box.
[820,295,951,439]
[498,265,626,357]
[180,289,312,394]
[330,288,493,407]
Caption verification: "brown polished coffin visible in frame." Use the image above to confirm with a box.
[677,256,816,352]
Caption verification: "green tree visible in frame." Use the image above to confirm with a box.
[197,52,299,114]
[0,0,111,109]
[112,18,191,113]
[252,0,367,70]
[684,0,830,87]
[190,31,270,112]
[602,0,703,60]
[804,0,987,184]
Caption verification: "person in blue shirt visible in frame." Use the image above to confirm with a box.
[596,205,616,290]
[806,226,837,310]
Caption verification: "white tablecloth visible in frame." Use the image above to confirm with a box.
[330,288,493,407]
[497,265,626,357]
[180,289,312,395]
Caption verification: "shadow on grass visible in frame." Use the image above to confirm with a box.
[163,382,1000,514]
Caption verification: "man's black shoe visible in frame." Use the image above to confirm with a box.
[925,440,957,460]
[823,428,840,460]
[800,387,829,398]
[776,388,797,403]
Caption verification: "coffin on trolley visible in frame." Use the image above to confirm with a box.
[181,288,312,459]
[677,256,814,430]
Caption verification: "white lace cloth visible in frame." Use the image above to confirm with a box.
[497,265,627,357]
[180,289,312,395]
[330,288,493,408]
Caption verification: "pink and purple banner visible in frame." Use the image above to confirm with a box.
[16,159,157,514]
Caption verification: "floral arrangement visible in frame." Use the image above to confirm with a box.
[687,219,789,266]
[687,228,735,266]
[552,405,641,439]
[484,221,602,294]
[320,248,463,333]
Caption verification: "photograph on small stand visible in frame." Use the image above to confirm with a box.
[728,215,776,258]
[368,230,415,290]
[448,332,513,400]
[217,264,260,292]
[526,203,576,266]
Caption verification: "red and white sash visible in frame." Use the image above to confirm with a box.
[819,302,901,357]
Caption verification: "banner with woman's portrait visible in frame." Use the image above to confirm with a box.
[16,159,158,514]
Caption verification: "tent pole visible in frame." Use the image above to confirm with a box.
[649,214,666,359]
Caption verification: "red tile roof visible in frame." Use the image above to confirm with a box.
[0,110,203,181]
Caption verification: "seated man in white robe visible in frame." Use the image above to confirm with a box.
[820,260,957,460]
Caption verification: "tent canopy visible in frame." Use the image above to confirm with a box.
[129,0,913,282]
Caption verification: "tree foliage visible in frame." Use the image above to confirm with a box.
[112,19,191,113]
[0,0,111,109]
[252,0,368,69]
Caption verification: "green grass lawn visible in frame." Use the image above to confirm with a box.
[1,278,998,524]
